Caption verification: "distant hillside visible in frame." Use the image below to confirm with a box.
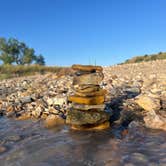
[124,52,166,64]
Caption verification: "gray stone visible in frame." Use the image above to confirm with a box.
[66,109,111,125]
[72,103,105,111]
[73,72,104,85]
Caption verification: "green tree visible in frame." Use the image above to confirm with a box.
[0,37,44,65]
[35,54,45,65]
[0,38,15,64]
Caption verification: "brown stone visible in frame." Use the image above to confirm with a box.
[71,121,110,130]
[44,114,65,128]
[0,146,7,154]
[68,95,105,105]
[6,105,14,112]
[72,64,103,72]
[74,88,107,97]
[16,113,31,120]
[73,85,100,93]
[66,109,110,125]
[73,72,104,85]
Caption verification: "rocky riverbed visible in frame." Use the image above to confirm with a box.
[1,60,166,131]
[0,60,166,165]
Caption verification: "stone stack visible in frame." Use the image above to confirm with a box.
[66,64,111,130]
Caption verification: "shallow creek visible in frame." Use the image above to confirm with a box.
[0,117,166,166]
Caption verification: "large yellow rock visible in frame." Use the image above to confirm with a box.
[71,121,110,130]
[135,95,161,111]
[74,89,107,97]
[72,64,103,72]
[68,95,105,105]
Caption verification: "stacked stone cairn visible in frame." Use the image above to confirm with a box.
[66,64,111,130]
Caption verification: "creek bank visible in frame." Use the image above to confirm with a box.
[0,60,166,131]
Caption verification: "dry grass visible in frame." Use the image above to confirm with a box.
[0,65,73,80]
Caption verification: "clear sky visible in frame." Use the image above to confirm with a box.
[0,0,166,66]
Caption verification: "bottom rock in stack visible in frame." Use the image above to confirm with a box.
[66,109,111,130]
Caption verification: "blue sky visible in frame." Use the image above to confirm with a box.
[0,0,166,66]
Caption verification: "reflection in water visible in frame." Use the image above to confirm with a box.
[0,117,166,166]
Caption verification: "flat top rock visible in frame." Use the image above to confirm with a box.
[72,64,103,72]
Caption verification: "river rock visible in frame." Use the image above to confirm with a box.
[66,109,111,125]
[46,96,67,106]
[73,88,107,97]
[144,110,166,131]
[72,64,103,72]
[44,114,65,128]
[17,112,31,120]
[72,103,105,111]
[73,85,100,93]
[71,121,110,130]
[68,95,105,105]
[0,146,7,154]
[73,72,104,85]
[135,95,161,111]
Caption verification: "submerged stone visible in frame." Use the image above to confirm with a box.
[68,95,105,105]
[44,114,65,128]
[71,121,110,130]
[66,109,111,125]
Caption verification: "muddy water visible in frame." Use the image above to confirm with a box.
[0,117,166,166]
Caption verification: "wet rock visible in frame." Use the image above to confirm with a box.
[44,114,65,128]
[66,109,111,125]
[0,146,7,153]
[16,113,31,120]
[71,121,110,130]
[7,135,21,142]
[135,95,161,111]
[144,110,166,131]
[130,152,148,163]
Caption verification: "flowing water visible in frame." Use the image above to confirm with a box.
[0,117,166,166]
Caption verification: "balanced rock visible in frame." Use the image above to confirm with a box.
[72,64,103,72]
[73,88,107,97]
[72,85,100,93]
[67,64,110,130]
[73,72,104,85]
[68,95,105,105]
[71,121,110,130]
[72,103,105,111]
[66,109,110,125]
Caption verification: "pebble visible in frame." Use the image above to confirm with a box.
[0,145,7,153]
[7,135,21,142]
